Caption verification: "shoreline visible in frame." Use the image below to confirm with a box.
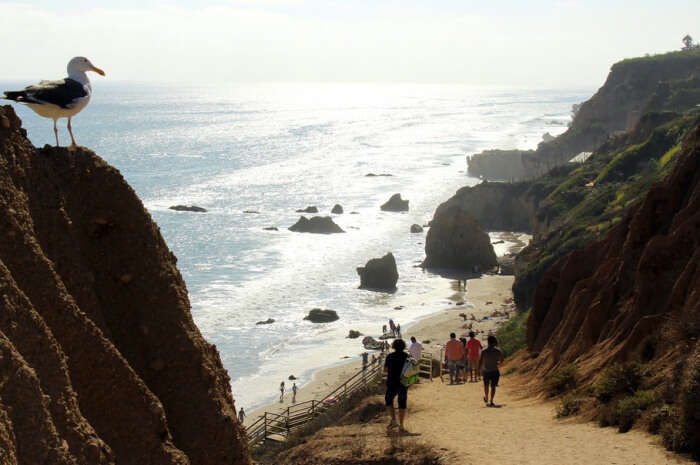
[244,271,518,425]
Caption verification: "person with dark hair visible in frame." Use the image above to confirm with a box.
[479,335,504,406]
[444,332,465,384]
[384,338,409,432]
[466,331,483,382]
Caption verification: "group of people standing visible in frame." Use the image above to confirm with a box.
[383,319,402,338]
[383,331,504,433]
[444,331,503,406]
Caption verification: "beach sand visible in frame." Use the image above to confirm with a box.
[244,273,516,425]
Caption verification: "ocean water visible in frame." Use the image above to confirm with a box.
[2,81,589,410]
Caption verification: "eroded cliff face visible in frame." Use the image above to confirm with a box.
[521,125,700,452]
[0,106,250,465]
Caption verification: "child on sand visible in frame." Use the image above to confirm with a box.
[479,335,504,406]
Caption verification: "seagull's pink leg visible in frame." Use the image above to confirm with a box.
[53,119,59,146]
[67,117,77,147]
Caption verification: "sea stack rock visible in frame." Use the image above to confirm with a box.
[303,308,339,323]
[289,216,345,234]
[381,193,409,212]
[423,205,497,270]
[331,204,344,214]
[357,253,399,290]
[169,205,207,213]
[295,206,318,213]
[410,224,424,233]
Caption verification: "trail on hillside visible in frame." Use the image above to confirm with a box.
[403,378,693,465]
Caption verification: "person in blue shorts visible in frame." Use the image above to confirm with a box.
[479,335,504,407]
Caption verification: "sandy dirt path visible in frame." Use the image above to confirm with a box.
[403,377,694,465]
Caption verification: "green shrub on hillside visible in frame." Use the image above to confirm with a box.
[595,362,647,403]
[614,390,658,432]
[546,364,578,397]
[556,395,582,418]
[495,309,530,358]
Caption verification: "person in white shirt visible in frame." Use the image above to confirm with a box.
[408,336,423,361]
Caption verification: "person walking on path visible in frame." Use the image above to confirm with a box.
[389,319,396,336]
[444,333,465,384]
[466,331,483,382]
[279,381,285,403]
[480,335,504,406]
[238,407,246,424]
[384,338,410,433]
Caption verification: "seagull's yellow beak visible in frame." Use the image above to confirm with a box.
[91,65,106,76]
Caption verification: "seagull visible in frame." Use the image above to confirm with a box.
[2,57,105,147]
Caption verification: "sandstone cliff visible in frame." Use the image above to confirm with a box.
[521,124,700,456]
[0,106,250,465]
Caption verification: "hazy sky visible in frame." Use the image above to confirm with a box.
[1,0,698,87]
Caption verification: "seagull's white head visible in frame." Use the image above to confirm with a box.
[67,57,105,78]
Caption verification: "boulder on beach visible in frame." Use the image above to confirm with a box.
[296,206,318,213]
[288,375,297,380]
[357,252,398,290]
[243,210,260,214]
[169,205,207,213]
[331,204,344,214]
[263,226,278,231]
[255,318,275,325]
[410,224,423,233]
[347,330,362,339]
[289,216,345,234]
[362,336,384,351]
[303,308,339,323]
[380,193,409,212]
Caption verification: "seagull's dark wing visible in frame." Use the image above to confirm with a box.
[4,78,87,109]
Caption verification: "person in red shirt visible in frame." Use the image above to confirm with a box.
[466,331,483,382]
[444,333,465,384]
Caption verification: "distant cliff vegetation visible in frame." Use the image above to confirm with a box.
[467,48,700,181]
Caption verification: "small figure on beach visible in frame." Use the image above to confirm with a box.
[466,331,483,382]
[362,351,369,376]
[279,381,285,402]
[389,319,396,336]
[292,382,297,403]
[480,335,504,407]
[408,336,423,361]
[384,338,410,433]
[238,407,246,423]
[396,324,402,338]
[445,332,465,384]
[382,324,387,335]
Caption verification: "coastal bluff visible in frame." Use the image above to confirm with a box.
[0,106,250,465]
[468,48,700,181]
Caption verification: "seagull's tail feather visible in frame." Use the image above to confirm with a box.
[2,91,27,102]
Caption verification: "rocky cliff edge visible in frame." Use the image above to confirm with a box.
[0,106,250,465]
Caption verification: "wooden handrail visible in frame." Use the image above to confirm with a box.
[247,357,384,447]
